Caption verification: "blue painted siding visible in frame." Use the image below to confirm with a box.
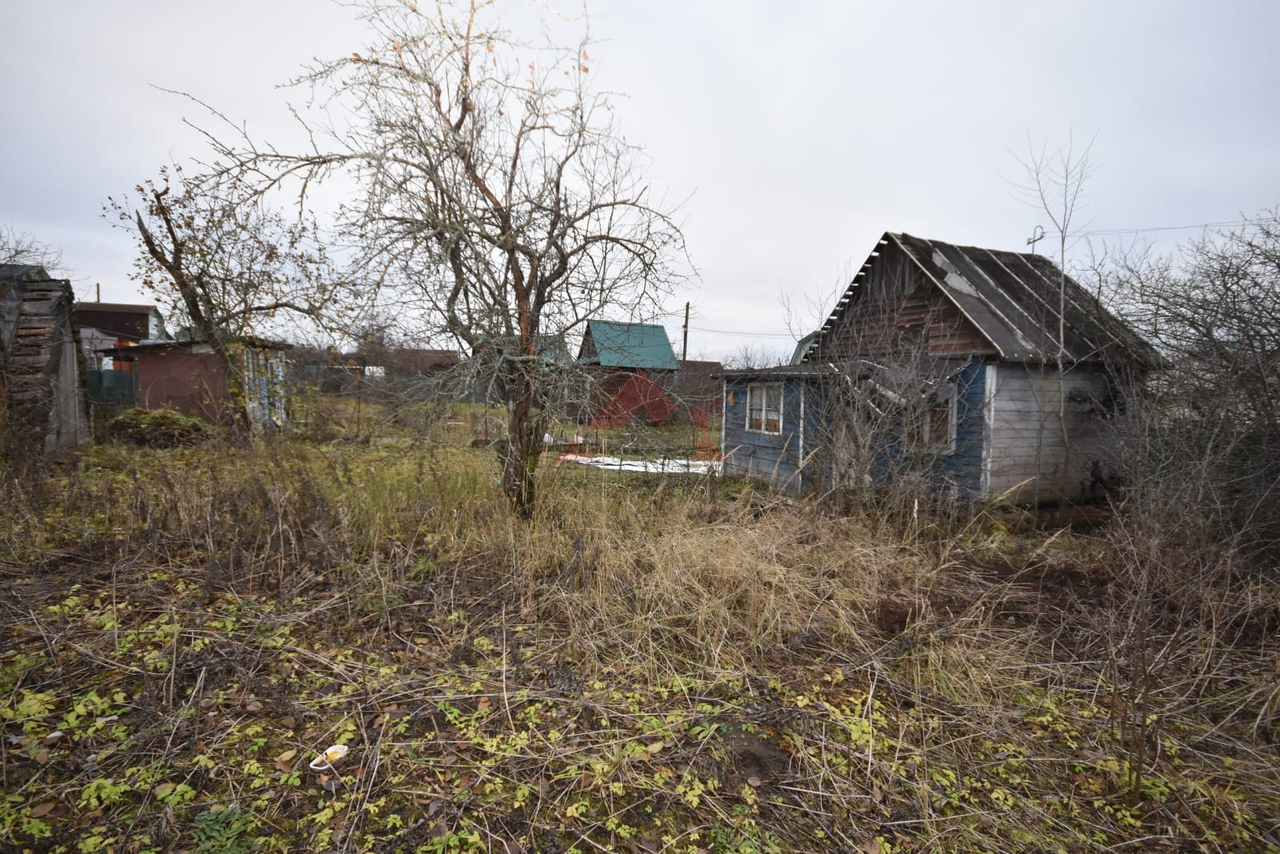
[860,360,986,496]
[924,360,986,496]
[722,377,811,492]
[722,362,990,498]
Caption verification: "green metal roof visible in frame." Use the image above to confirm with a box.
[578,321,678,370]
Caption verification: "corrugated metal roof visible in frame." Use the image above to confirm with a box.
[808,232,1158,367]
[578,321,678,370]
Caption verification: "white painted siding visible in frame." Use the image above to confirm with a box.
[986,364,1113,502]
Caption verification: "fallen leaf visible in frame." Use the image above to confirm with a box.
[29,802,56,818]
[646,741,665,753]
[275,748,299,773]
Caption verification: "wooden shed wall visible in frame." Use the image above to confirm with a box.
[825,360,988,497]
[47,314,88,453]
[1,282,90,462]
[984,363,1114,502]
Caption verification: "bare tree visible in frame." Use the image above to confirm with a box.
[1107,210,1280,556]
[0,225,62,272]
[721,342,791,371]
[203,0,684,516]
[107,165,353,429]
[1014,133,1098,501]
[1055,212,1280,801]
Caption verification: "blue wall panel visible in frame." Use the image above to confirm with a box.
[723,362,991,498]
[722,377,807,491]
[926,360,986,495]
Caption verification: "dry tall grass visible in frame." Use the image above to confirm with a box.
[2,430,1279,852]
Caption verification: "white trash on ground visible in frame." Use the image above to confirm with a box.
[558,454,721,475]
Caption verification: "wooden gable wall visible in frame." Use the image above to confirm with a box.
[818,241,997,362]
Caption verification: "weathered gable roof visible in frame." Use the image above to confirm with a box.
[578,321,678,370]
[808,232,1157,366]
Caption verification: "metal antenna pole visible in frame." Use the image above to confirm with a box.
[1026,225,1046,254]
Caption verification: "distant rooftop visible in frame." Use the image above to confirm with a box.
[578,321,678,371]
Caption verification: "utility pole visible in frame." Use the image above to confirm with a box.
[681,301,690,362]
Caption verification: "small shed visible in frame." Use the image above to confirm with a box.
[0,265,90,462]
[722,232,1158,502]
[464,334,573,406]
[577,321,679,426]
[587,370,677,429]
[103,337,291,430]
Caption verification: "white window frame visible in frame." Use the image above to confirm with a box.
[917,383,958,455]
[926,384,957,458]
[746,382,783,435]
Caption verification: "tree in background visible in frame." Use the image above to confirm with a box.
[0,225,62,272]
[107,165,355,429]
[210,0,685,517]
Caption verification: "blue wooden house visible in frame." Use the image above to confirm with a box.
[721,232,1157,502]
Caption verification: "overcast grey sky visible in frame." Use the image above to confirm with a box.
[3,1,1278,360]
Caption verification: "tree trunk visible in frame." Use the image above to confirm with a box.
[502,357,542,519]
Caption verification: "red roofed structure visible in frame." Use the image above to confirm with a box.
[586,369,676,429]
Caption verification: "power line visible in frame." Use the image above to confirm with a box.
[1076,219,1251,237]
[688,325,798,338]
